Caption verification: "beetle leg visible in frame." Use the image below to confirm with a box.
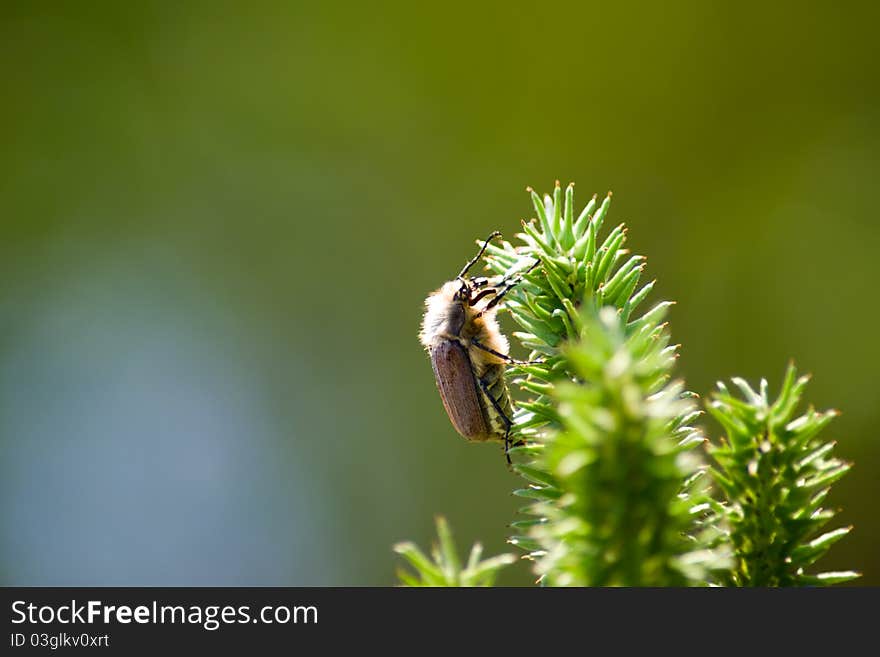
[482,259,541,311]
[469,287,498,306]
[471,340,543,365]
[472,258,542,317]
[494,257,542,288]
[478,377,514,464]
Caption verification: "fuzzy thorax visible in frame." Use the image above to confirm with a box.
[419,280,509,378]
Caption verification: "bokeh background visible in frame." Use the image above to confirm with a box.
[1,2,877,586]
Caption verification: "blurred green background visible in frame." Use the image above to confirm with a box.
[1,2,877,586]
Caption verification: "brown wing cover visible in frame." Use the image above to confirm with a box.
[430,340,490,441]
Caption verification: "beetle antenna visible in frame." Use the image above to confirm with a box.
[458,231,502,279]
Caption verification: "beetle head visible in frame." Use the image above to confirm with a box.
[453,277,472,303]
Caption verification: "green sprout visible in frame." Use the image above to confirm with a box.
[394,516,516,587]
[707,364,860,586]
[483,182,726,585]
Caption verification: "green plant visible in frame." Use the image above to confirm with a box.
[395,182,856,587]
[707,365,860,586]
[394,516,515,587]
[481,183,726,585]
[516,306,728,585]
